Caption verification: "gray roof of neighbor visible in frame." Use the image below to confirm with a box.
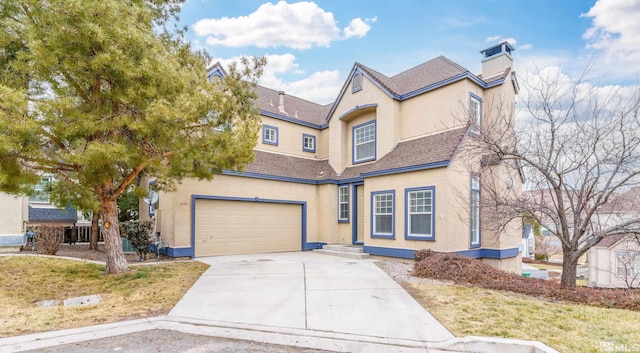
[29,206,77,222]
[245,127,467,182]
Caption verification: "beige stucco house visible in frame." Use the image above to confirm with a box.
[141,42,523,272]
[0,193,28,251]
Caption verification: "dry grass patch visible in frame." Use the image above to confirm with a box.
[407,282,640,353]
[0,256,208,337]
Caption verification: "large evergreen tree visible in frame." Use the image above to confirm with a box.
[0,0,264,273]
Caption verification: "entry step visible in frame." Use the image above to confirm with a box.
[314,244,370,259]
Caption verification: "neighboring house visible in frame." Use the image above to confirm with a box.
[521,224,535,258]
[589,234,640,288]
[141,42,523,273]
[0,193,29,252]
[588,187,640,288]
[26,175,87,241]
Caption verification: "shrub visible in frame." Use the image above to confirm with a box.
[120,220,153,261]
[413,250,640,312]
[36,224,64,255]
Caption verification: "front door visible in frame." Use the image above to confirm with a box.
[352,184,364,244]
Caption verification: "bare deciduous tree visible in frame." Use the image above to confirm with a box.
[458,67,640,289]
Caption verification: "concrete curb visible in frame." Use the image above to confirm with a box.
[0,316,560,353]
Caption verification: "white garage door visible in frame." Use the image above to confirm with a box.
[194,199,302,257]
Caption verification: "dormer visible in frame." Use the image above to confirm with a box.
[480,41,515,81]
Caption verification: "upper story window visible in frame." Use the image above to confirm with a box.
[405,186,435,240]
[353,120,376,163]
[262,124,278,146]
[302,134,316,153]
[470,174,481,247]
[29,176,51,203]
[469,93,482,134]
[338,185,349,222]
[352,72,363,93]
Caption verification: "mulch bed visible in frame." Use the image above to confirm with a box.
[413,249,640,311]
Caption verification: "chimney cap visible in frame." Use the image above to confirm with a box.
[480,41,515,60]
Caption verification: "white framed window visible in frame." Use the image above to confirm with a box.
[371,190,394,238]
[469,93,482,134]
[303,134,316,153]
[470,174,481,247]
[405,187,435,240]
[338,185,349,222]
[353,121,376,163]
[262,124,278,145]
[616,251,640,277]
[352,72,363,93]
[29,176,52,203]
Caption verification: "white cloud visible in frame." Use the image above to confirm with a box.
[485,35,532,52]
[210,54,342,104]
[193,1,374,49]
[582,0,640,65]
[343,17,376,39]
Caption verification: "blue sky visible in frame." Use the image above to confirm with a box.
[178,0,640,104]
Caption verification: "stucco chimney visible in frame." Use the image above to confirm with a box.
[480,41,515,80]
[278,91,288,115]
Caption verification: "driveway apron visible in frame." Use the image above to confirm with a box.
[169,252,453,343]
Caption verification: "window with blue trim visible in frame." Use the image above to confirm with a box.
[262,125,278,145]
[353,121,376,163]
[372,190,394,238]
[352,72,363,93]
[469,93,482,134]
[338,185,349,222]
[470,174,481,247]
[302,134,316,152]
[405,187,435,240]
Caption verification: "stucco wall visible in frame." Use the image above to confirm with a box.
[153,175,323,249]
[0,193,27,235]
[258,116,323,160]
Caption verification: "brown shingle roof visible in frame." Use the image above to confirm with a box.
[357,56,470,97]
[254,85,332,126]
[243,127,466,182]
[595,233,628,248]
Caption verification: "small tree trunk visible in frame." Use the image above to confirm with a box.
[89,213,99,250]
[560,254,578,290]
[100,197,128,274]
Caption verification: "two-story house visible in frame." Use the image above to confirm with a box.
[141,42,523,272]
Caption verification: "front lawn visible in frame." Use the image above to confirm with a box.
[0,256,208,337]
[407,282,640,353]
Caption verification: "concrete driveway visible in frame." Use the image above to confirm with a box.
[169,252,453,343]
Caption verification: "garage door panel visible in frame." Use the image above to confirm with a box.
[195,200,301,257]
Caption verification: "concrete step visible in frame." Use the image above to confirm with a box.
[322,244,365,253]
[314,249,370,260]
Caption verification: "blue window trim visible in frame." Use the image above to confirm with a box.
[352,120,376,164]
[370,190,395,239]
[338,184,350,223]
[470,173,481,248]
[352,72,363,93]
[404,186,436,241]
[469,92,483,135]
[262,124,278,146]
[302,133,316,153]
[190,195,311,258]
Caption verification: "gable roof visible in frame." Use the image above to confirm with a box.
[595,233,630,248]
[357,56,469,97]
[254,85,332,127]
[240,127,467,183]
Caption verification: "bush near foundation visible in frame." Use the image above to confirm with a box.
[36,224,64,255]
[412,249,640,311]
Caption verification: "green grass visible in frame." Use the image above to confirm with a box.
[0,256,208,337]
[407,282,640,353]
